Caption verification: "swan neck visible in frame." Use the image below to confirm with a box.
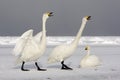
[42,17,47,33]
[87,50,90,56]
[41,16,47,43]
[73,20,87,44]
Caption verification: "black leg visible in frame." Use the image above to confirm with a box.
[61,61,73,70]
[35,62,47,71]
[61,61,66,69]
[21,61,29,71]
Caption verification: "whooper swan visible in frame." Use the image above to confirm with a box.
[80,46,101,68]
[13,12,53,71]
[48,16,91,70]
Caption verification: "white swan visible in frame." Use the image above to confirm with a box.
[80,46,101,68]
[13,30,42,56]
[48,16,91,70]
[13,12,53,71]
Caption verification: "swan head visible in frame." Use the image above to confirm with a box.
[43,12,53,20]
[83,16,91,22]
[85,46,90,50]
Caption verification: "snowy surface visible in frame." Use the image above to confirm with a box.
[0,36,120,46]
[0,45,120,80]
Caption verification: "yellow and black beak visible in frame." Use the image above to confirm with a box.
[48,12,53,17]
[86,16,91,20]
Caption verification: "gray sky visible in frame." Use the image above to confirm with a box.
[0,0,120,36]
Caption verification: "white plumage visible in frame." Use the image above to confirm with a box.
[15,31,43,63]
[48,43,77,63]
[80,46,101,68]
[48,16,91,70]
[13,30,42,57]
[33,31,42,43]
[12,12,53,71]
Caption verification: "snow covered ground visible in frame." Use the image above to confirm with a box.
[0,44,120,80]
[0,36,120,80]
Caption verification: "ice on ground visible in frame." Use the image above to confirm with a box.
[0,45,120,80]
[0,36,120,46]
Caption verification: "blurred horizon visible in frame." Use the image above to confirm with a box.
[0,36,120,46]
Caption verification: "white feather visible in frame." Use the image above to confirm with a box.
[48,44,76,63]
[33,31,42,43]
[12,29,33,56]
[80,55,101,68]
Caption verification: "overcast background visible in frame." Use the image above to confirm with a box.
[0,0,120,36]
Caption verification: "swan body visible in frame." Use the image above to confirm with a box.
[13,12,53,71]
[48,16,91,70]
[13,30,42,56]
[48,43,77,63]
[16,31,43,62]
[80,46,101,68]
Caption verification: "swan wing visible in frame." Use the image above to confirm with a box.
[20,38,40,60]
[33,31,42,43]
[12,29,33,56]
